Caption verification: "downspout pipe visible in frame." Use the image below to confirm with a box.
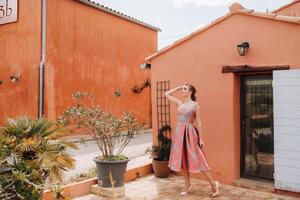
[38,0,46,118]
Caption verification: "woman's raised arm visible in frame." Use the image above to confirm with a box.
[165,86,183,105]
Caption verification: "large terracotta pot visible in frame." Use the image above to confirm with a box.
[152,159,171,178]
[94,158,129,188]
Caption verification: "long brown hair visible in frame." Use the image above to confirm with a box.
[188,84,197,101]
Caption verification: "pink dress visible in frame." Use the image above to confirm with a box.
[168,101,211,173]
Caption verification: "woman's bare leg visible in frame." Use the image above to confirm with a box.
[182,169,191,191]
[203,171,216,192]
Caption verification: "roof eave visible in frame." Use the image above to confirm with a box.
[146,10,300,62]
[76,0,161,32]
[145,13,233,62]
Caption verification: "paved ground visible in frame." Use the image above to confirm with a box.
[74,175,299,200]
[64,130,152,179]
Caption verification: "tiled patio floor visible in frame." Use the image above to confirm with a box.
[75,175,299,200]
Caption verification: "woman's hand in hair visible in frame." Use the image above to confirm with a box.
[184,81,191,86]
[165,85,183,105]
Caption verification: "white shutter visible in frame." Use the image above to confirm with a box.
[273,69,300,193]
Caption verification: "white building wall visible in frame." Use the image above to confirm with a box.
[273,69,300,193]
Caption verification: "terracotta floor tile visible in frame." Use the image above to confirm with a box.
[75,175,299,200]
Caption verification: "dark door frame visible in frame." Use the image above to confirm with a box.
[240,73,274,181]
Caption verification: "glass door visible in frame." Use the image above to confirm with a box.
[241,75,274,180]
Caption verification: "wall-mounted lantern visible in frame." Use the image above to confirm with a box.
[10,74,22,82]
[139,63,151,69]
[237,42,250,56]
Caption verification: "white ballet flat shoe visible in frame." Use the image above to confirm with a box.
[212,181,220,198]
[180,186,192,195]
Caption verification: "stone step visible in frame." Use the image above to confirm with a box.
[233,178,274,193]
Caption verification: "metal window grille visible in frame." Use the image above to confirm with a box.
[156,81,171,135]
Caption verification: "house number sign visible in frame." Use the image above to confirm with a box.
[0,0,18,25]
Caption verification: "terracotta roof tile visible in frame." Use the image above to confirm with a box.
[243,10,298,22]
[272,0,300,14]
[229,3,244,13]
[76,0,161,31]
[275,14,300,22]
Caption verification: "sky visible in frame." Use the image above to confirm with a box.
[94,0,292,49]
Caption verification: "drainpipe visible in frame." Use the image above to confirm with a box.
[38,0,46,118]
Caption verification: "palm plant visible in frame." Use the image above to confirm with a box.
[0,116,77,200]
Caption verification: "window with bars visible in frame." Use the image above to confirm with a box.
[156,81,171,134]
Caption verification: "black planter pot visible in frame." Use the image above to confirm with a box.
[94,158,129,188]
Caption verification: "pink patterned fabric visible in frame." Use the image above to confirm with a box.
[168,101,211,173]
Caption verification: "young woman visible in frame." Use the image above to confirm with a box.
[165,82,220,197]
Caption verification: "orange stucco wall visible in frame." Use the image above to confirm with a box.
[150,14,300,183]
[45,0,157,126]
[274,1,300,17]
[0,0,157,127]
[0,0,41,124]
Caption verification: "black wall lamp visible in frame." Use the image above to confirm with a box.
[237,42,250,56]
[10,74,22,82]
[139,63,151,69]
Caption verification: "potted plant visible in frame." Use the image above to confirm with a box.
[58,92,145,190]
[0,116,76,200]
[146,124,171,178]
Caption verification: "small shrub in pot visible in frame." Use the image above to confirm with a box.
[146,125,172,178]
[59,92,145,188]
